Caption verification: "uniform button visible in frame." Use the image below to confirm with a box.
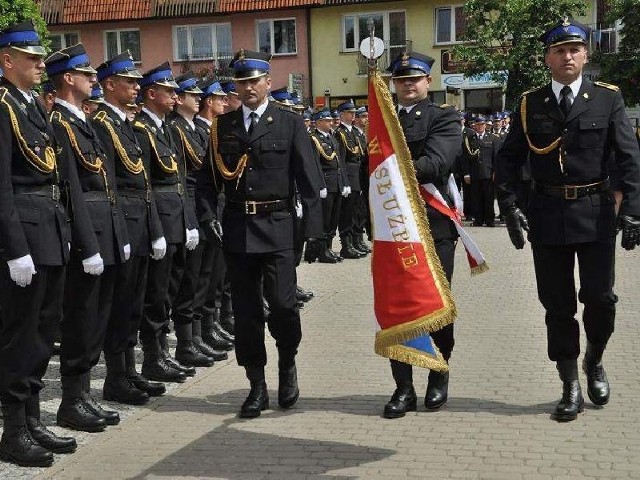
[248,187,253,191]
[592,123,596,127]
[247,147,252,152]
[563,129,568,133]
[248,167,253,171]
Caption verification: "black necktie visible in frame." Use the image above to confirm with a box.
[559,86,572,118]
[248,111,258,136]
[398,108,409,127]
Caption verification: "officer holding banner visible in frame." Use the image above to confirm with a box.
[382,51,462,419]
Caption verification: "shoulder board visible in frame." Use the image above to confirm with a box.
[278,107,297,115]
[439,103,453,109]
[49,110,62,123]
[133,120,148,130]
[594,81,619,92]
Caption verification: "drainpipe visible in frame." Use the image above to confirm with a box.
[306,7,313,106]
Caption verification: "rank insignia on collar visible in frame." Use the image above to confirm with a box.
[231,119,237,126]
[114,120,120,126]
[151,126,156,133]
[266,116,273,123]
[583,93,589,99]
[544,97,550,103]
[415,111,421,116]
[401,51,410,67]
[20,103,27,111]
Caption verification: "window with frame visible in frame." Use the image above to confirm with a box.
[105,29,141,62]
[435,5,466,44]
[257,18,297,55]
[342,11,406,60]
[49,32,80,52]
[174,23,232,62]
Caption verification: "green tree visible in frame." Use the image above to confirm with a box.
[595,0,640,106]
[454,0,588,109]
[0,0,49,48]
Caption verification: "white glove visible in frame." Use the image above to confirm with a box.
[7,254,36,288]
[82,253,104,276]
[123,244,131,261]
[151,236,167,260]
[341,186,350,197]
[295,201,303,219]
[319,188,328,199]
[185,229,199,251]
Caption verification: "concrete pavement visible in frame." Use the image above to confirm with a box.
[2,225,640,479]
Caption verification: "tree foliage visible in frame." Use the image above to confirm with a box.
[0,0,49,49]
[595,0,640,106]
[454,0,588,109]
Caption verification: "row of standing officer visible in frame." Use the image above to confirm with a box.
[0,20,235,468]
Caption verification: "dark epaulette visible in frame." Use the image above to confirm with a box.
[439,103,454,109]
[520,86,541,99]
[594,81,619,92]
[278,106,298,116]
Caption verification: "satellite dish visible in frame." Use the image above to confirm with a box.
[360,37,384,60]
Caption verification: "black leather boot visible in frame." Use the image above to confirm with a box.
[57,375,107,432]
[553,359,585,422]
[124,347,166,397]
[193,318,228,361]
[278,350,299,409]
[384,361,417,418]
[25,394,77,454]
[158,332,197,376]
[425,370,449,410]
[202,311,234,351]
[219,309,235,336]
[81,372,120,426]
[327,237,343,262]
[340,235,364,259]
[583,342,610,406]
[103,352,149,405]
[353,232,371,254]
[318,246,338,263]
[175,323,215,367]
[295,286,314,303]
[212,315,234,343]
[303,241,319,263]
[240,367,269,418]
[142,338,187,383]
[0,403,53,467]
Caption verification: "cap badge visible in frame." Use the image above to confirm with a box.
[401,51,410,67]
[238,49,245,61]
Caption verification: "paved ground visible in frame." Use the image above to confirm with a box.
[2,225,640,479]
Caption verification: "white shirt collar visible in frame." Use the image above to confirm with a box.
[142,107,164,129]
[398,103,417,113]
[195,115,212,127]
[340,121,352,132]
[17,88,34,104]
[551,77,582,103]
[104,102,128,122]
[178,112,195,130]
[242,100,269,121]
[54,98,86,122]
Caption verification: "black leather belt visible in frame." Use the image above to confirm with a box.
[119,188,151,203]
[14,184,61,201]
[84,190,115,204]
[227,199,291,215]
[534,179,610,200]
[154,183,185,195]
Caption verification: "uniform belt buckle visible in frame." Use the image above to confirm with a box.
[52,185,60,201]
[564,186,578,200]
[245,201,257,215]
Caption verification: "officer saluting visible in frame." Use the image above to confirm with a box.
[382,50,462,419]
[211,49,322,418]
[46,44,129,433]
[0,20,75,467]
[496,18,640,422]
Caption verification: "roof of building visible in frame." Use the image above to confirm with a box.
[216,0,321,12]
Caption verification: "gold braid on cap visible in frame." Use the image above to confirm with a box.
[1,89,56,173]
[310,135,336,162]
[338,130,361,155]
[51,111,111,197]
[175,125,203,169]
[134,121,178,174]
[210,117,249,187]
